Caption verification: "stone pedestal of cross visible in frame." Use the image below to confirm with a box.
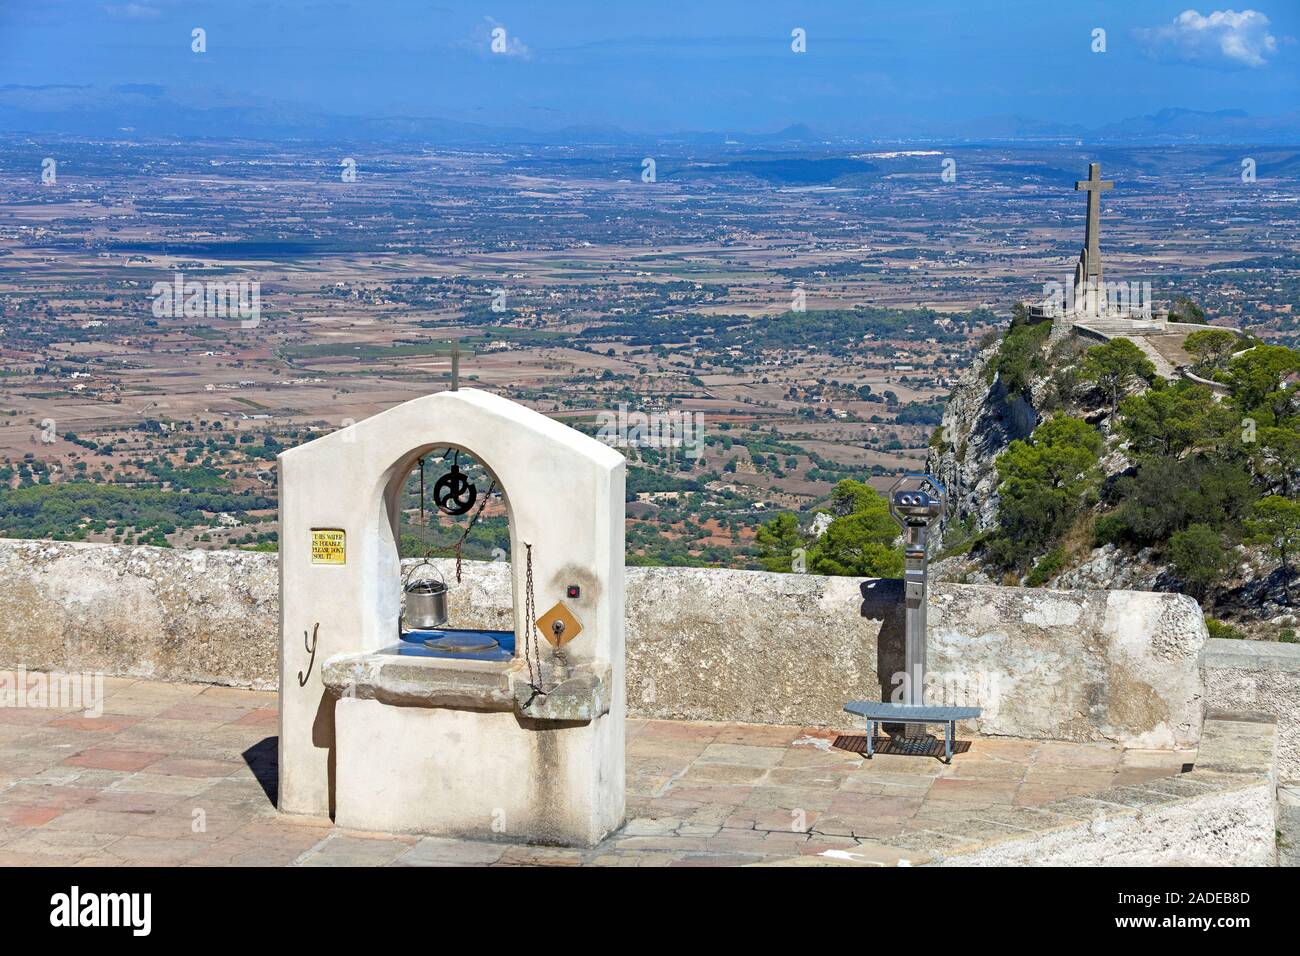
[1074,162,1113,312]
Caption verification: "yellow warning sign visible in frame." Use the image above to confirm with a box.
[537,601,582,647]
[310,529,346,565]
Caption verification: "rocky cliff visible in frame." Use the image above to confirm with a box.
[925,321,1295,633]
[927,337,1039,533]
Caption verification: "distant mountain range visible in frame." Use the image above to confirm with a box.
[0,84,1295,147]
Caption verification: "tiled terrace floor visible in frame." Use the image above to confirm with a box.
[0,677,1192,866]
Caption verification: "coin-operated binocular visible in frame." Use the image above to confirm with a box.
[891,486,944,524]
[888,475,947,716]
[843,474,979,760]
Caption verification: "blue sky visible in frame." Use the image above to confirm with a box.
[1,1,1297,135]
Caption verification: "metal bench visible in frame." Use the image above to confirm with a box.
[844,702,982,764]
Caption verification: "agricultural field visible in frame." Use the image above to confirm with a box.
[0,138,1295,567]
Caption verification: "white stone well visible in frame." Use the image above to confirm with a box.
[277,388,626,846]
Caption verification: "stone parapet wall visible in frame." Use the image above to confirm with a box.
[0,540,1209,747]
[1180,367,1234,396]
[0,540,278,688]
[625,566,1207,748]
[1203,637,1300,781]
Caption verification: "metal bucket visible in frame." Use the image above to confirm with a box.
[403,565,449,629]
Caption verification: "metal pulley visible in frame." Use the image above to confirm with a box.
[434,451,477,516]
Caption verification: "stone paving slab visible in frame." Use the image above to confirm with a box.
[0,674,1273,866]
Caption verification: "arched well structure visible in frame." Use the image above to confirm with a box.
[278,389,626,846]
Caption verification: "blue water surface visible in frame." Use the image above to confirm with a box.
[384,627,516,662]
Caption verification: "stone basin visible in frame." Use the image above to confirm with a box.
[322,647,611,722]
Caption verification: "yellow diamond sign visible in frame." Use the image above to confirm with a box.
[536,601,582,647]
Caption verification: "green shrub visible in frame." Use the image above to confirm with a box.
[1104,456,1256,547]
[804,480,904,577]
[1025,546,1065,587]
[1094,513,1128,546]
[989,416,1102,569]
[1169,523,1229,596]
[1080,338,1156,415]
[754,481,904,578]
[1205,617,1247,640]
[987,316,1051,401]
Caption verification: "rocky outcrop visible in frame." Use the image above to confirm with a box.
[926,339,1039,531]
[1053,544,1169,592]
[926,325,1289,626]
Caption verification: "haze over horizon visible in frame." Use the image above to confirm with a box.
[2,1,1298,143]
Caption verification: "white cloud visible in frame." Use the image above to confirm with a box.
[1137,8,1279,68]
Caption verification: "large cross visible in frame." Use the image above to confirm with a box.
[449,339,460,390]
[1075,162,1113,282]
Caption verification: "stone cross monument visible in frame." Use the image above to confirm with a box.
[1029,163,1171,335]
[1073,162,1113,312]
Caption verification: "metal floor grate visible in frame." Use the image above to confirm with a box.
[833,734,972,759]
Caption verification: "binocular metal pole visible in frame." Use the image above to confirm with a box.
[888,474,946,746]
[902,521,929,739]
